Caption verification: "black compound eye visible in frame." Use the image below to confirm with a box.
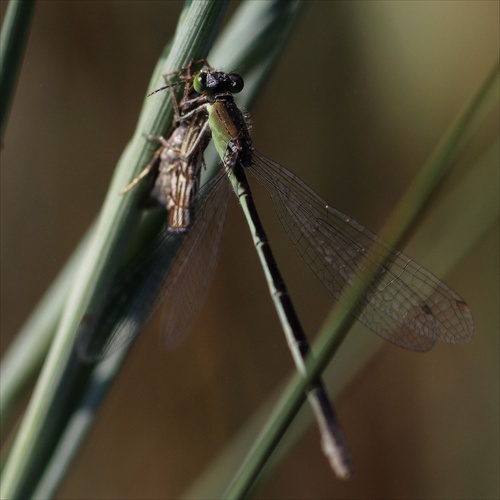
[228,74,244,93]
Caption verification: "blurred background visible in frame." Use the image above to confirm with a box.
[1,1,498,499]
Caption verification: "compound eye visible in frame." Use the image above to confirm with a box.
[228,74,244,93]
[193,72,207,94]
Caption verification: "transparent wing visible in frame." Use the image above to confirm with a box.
[249,151,473,351]
[77,170,229,361]
[158,172,231,348]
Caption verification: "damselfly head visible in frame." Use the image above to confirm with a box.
[193,69,244,96]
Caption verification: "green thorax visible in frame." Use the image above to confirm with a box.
[207,96,253,168]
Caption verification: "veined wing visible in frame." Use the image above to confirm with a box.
[157,171,231,348]
[77,170,229,361]
[249,151,473,351]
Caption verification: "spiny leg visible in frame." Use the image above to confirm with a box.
[120,132,178,196]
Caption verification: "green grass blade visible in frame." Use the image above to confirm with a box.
[184,128,499,497]
[221,60,499,499]
[1,1,306,496]
[0,0,226,432]
[0,0,306,438]
[226,139,499,498]
[0,223,94,427]
[0,2,230,498]
[0,0,36,141]
[28,2,306,497]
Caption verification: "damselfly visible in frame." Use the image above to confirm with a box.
[77,62,473,479]
[78,63,351,476]
[187,66,473,351]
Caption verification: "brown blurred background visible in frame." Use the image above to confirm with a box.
[1,1,498,499]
